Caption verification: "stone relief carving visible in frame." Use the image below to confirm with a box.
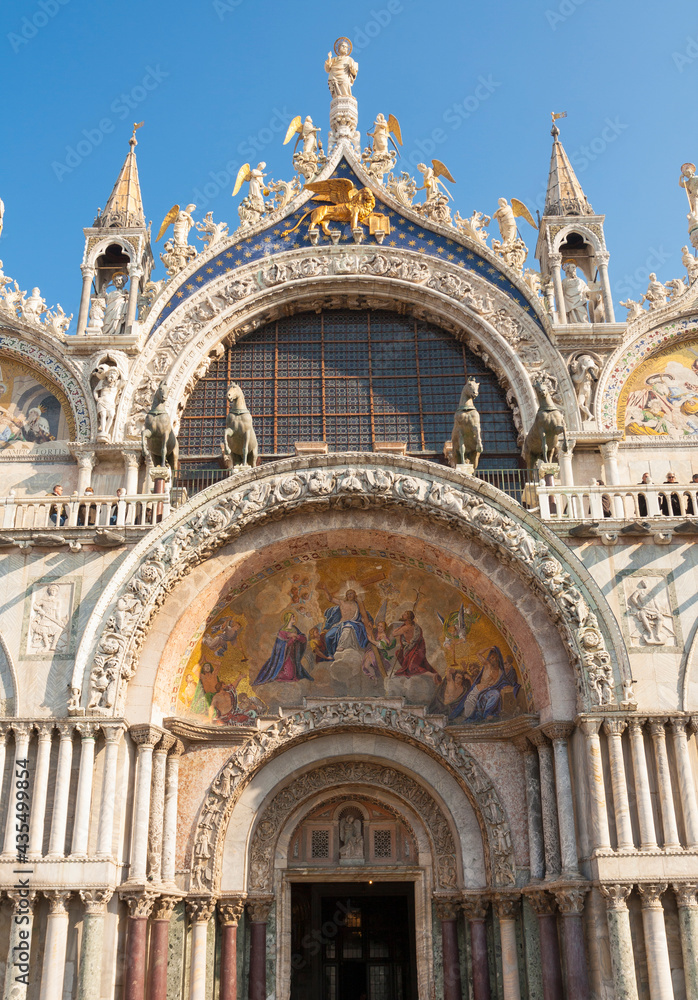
[28,583,71,653]
[192,702,512,893]
[339,810,364,861]
[247,762,459,893]
[626,579,676,647]
[74,460,618,719]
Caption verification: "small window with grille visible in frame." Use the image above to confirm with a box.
[373,829,392,858]
[311,829,330,859]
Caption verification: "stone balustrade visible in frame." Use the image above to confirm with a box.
[0,491,171,530]
[536,482,698,522]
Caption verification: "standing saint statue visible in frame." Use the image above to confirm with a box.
[339,813,364,860]
[102,273,129,336]
[561,262,590,322]
[325,38,358,97]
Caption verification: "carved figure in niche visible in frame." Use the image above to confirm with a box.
[325,37,358,97]
[102,274,129,336]
[338,812,364,860]
[30,584,68,651]
[142,381,178,474]
[221,382,258,469]
[450,377,482,468]
[568,354,600,422]
[92,363,122,440]
[561,262,590,322]
[627,579,675,646]
[523,375,569,471]
[253,612,311,684]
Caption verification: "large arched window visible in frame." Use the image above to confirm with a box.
[179,309,521,485]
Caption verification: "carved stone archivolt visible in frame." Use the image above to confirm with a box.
[71,454,628,719]
[115,244,578,443]
[247,762,458,893]
[190,702,513,893]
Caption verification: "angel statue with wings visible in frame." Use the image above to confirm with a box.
[491,197,538,273]
[232,162,269,227]
[282,178,383,239]
[415,159,456,224]
[156,203,198,275]
[284,116,325,181]
[363,113,402,182]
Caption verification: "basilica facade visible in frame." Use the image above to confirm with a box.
[1,38,698,1000]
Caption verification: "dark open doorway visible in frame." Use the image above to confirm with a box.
[290,882,417,1000]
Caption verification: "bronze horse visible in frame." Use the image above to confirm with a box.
[451,377,482,469]
[142,382,179,474]
[523,376,568,471]
[222,383,258,469]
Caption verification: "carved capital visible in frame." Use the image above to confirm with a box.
[549,253,563,268]
[648,720,668,741]
[56,722,75,741]
[34,722,55,741]
[668,718,689,738]
[527,728,551,749]
[542,721,575,742]
[626,718,646,737]
[554,887,589,915]
[75,721,97,741]
[124,452,141,471]
[76,452,96,471]
[186,895,217,923]
[120,889,157,919]
[434,895,462,921]
[526,890,557,917]
[154,731,177,755]
[101,723,126,745]
[603,719,627,737]
[599,883,633,911]
[129,724,162,750]
[599,441,619,460]
[596,251,610,266]
[512,736,534,755]
[673,882,698,908]
[10,722,32,743]
[7,889,37,913]
[637,882,667,909]
[578,718,601,738]
[44,890,72,914]
[80,888,113,914]
[461,895,489,921]
[493,893,520,920]
[218,896,246,926]
[247,896,274,923]
[168,738,185,759]
[152,895,181,921]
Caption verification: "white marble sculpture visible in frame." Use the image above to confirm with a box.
[93,363,122,440]
[45,303,72,335]
[157,203,198,275]
[640,273,667,310]
[453,210,490,244]
[682,245,698,283]
[561,262,590,322]
[325,38,358,97]
[628,580,674,646]
[102,274,129,336]
[568,354,600,422]
[285,115,323,181]
[679,162,698,219]
[22,287,47,324]
[619,297,645,321]
[195,212,229,249]
[339,813,363,860]
[87,293,107,334]
[233,163,268,228]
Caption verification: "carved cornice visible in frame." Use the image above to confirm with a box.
[71,455,626,719]
[247,761,458,893]
[190,702,516,894]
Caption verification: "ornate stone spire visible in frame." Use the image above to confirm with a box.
[95,123,146,229]
[544,118,593,217]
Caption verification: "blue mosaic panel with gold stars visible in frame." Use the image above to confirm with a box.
[151,159,541,337]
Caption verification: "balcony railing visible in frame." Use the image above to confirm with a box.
[537,484,698,522]
[1,493,173,531]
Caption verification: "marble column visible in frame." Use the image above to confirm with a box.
[71,722,97,858]
[4,889,37,1000]
[435,897,463,1000]
[596,251,616,323]
[603,719,634,851]
[40,890,72,1000]
[162,739,184,885]
[669,720,698,847]
[543,723,580,877]
[187,896,217,1000]
[76,888,113,1000]
[128,725,161,881]
[462,896,490,1000]
[637,882,673,1000]
[75,453,95,494]
[599,442,625,516]
[494,895,521,1000]
[124,452,141,497]
[2,723,32,859]
[96,724,125,859]
[125,263,142,332]
[28,724,53,859]
[673,882,698,1000]
[121,890,156,1000]
[648,721,680,848]
[549,252,567,324]
[627,719,658,850]
[48,723,74,859]
[219,898,246,1000]
[599,883,639,1000]
[77,264,95,336]
[247,898,273,1000]
[147,895,179,1000]
[528,730,561,879]
[513,736,545,880]
[527,891,563,1000]
[579,719,611,851]
[554,888,590,1000]
[148,732,175,882]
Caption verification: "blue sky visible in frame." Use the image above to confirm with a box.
[1,0,697,324]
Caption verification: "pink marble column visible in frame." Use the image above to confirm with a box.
[147,896,179,1000]
[527,890,563,1000]
[435,897,463,1000]
[554,887,590,1000]
[247,898,273,1000]
[462,896,490,1000]
[219,898,246,1000]
[120,891,156,1000]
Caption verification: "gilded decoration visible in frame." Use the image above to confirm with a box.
[172,552,530,727]
[0,356,74,450]
[618,337,698,438]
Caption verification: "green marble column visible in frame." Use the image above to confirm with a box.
[599,884,638,1000]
